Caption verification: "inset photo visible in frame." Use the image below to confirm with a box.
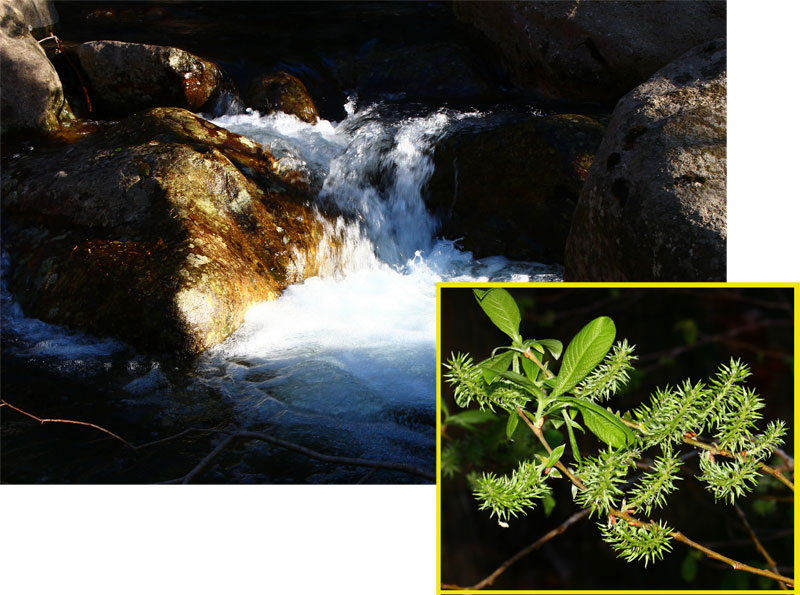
[438,285,794,592]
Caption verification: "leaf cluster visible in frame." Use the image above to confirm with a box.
[442,289,790,570]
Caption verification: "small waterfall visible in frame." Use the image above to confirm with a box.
[0,99,561,482]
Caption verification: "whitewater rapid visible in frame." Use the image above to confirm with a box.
[0,100,560,482]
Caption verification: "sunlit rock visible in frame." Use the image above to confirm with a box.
[69,40,222,116]
[2,107,336,355]
[245,71,320,123]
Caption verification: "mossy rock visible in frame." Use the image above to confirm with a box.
[2,107,335,355]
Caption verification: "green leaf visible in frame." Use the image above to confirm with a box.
[478,350,515,384]
[542,492,556,516]
[681,551,701,582]
[552,317,616,397]
[506,411,519,440]
[538,339,563,360]
[523,340,545,354]
[545,444,566,468]
[563,408,582,464]
[446,409,498,429]
[492,370,545,399]
[473,288,521,343]
[558,396,634,448]
[520,355,539,382]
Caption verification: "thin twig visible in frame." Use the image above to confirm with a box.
[463,509,590,590]
[516,406,585,489]
[161,428,435,483]
[611,508,794,587]
[178,434,236,485]
[734,503,786,589]
[1,400,433,482]
[773,447,794,472]
[516,406,795,587]
[682,436,794,492]
[637,320,791,370]
[1,400,134,449]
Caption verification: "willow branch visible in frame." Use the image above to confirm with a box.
[683,436,794,492]
[464,509,590,590]
[612,509,794,587]
[734,503,786,589]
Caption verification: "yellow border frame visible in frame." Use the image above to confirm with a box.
[436,282,798,595]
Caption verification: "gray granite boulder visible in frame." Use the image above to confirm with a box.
[453,0,726,104]
[0,0,71,137]
[564,39,727,281]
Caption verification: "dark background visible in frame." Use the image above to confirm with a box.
[440,286,794,590]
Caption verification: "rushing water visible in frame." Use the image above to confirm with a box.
[1,100,560,483]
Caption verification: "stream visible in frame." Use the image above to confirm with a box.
[1,70,560,486]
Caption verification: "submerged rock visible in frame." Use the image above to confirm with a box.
[564,39,727,281]
[426,114,605,262]
[0,0,72,138]
[2,107,335,355]
[453,0,726,105]
[68,40,222,116]
[245,71,319,123]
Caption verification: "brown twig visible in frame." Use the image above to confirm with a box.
[734,503,786,589]
[515,407,794,587]
[1,400,433,482]
[610,508,794,587]
[1,400,134,449]
[682,436,794,492]
[160,428,435,483]
[637,320,792,371]
[463,509,590,590]
[516,406,585,489]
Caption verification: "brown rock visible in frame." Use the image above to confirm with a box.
[69,40,221,116]
[245,72,319,123]
[453,0,726,104]
[564,39,727,281]
[426,114,605,262]
[2,108,335,355]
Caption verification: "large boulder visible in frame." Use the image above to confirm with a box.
[0,1,72,138]
[68,40,222,116]
[564,39,727,281]
[453,0,726,105]
[11,0,58,35]
[426,114,605,262]
[245,71,319,123]
[1,107,336,355]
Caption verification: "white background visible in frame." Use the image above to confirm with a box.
[2,4,798,595]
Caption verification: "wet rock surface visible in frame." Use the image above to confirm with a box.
[245,71,319,123]
[68,39,222,116]
[427,113,605,262]
[2,107,334,355]
[564,39,727,281]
